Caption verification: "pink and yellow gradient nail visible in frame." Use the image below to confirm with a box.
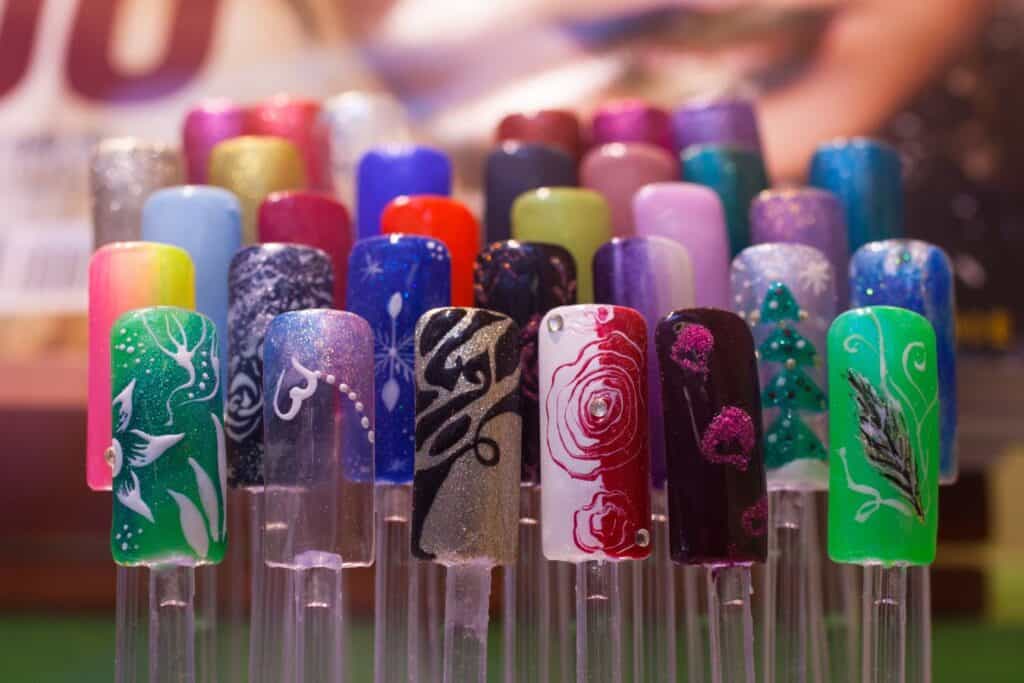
[87,242,195,490]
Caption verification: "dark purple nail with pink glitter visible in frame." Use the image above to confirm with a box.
[655,307,768,565]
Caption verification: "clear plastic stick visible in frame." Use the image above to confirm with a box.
[195,565,218,683]
[552,561,576,682]
[764,490,810,683]
[861,566,907,683]
[292,564,345,682]
[374,483,414,683]
[643,489,677,682]
[905,566,931,683]
[576,560,623,683]
[115,565,145,683]
[683,564,705,683]
[443,563,493,683]
[412,560,446,683]
[504,485,548,683]
[706,565,756,683]
[246,489,271,683]
[148,564,196,683]
[224,488,253,683]
[805,493,830,683]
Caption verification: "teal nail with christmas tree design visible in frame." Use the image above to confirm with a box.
[109,306,227,566]
[731,244,837,490]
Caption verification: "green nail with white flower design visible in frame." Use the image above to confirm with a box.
[827,305,939,566]
[109,306,227,566]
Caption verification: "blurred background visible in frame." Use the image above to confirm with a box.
[0,0,1022,679]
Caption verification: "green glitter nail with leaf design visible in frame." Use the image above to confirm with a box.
[109,306,227,566]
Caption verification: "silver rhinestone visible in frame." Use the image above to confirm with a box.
[104,447,116,467]
[547,315,563,332]
[589,397,609,418]
[635,529,650,547]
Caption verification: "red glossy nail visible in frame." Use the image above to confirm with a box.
[380,195,480,307]
[257,190,353,305]
[496,109,583,160]
[247,94,330,191]
[581,142,679,236]
[182,99,247,183]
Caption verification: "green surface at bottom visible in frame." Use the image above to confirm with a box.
[0,616,1021,682]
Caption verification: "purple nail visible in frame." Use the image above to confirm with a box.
[581,143,678,236]
[750,188,851,304]
[590,99,674,153]
[672,98,762,155]
[594,236,695,489]
[182,99,247,184]
[633,182,731,309]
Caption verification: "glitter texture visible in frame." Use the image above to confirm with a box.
[90,138,184,247]
[750,188,851,302]
[208,135,307,244]
[262,309,375,568]
[412,308,522,566]
[226,244,334,487]
[347,235,451,484]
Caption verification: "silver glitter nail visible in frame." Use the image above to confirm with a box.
[90,138,183,248]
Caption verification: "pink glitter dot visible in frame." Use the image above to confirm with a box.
[700,406,755,470]
[671,324,714,379]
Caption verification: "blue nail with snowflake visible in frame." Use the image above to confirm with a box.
[110,307,227,566]
[850,239,957,483]
[731,243,838,490]
[346,235,451,483]
[226,244,334,487]
[262,309,376,567]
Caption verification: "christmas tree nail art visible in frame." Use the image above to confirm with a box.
[110,307,226,566]
[731,244,837,490]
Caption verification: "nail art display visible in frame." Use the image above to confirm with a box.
[540,304,652,562]
[809,137,904,252]
[655,308,768,565]
[90,138,184,247]
[750,188,851,303]
[347,235,451,484]
[474,241,578,484]
[182,99,247,184]
[258,190,353,306]
[208,135,307,244]
[671,97,762,155]
[226,244,334,487]
[316,91,412,207]
[590,99,674,152]
[411,308,522,565]
[484,142,577,243]
[850,240,957,483]
[731,244,837,490]
[496,109,583,160]
[593,237,695,489]
[142,186,243,385]
[263,310,376,567]
[380,195,479,307]
[682,144,769,256]
[110,307,226,566]
[581,142,679,235]
[247,94,329,190]
[511,188,612,303]
[88,242,195,491]
[356,145,452,239]
[633,182,732,309]
[827,306,939,565]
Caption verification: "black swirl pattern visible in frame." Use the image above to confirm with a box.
[226,244,334,487]
[411,307,522,564]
